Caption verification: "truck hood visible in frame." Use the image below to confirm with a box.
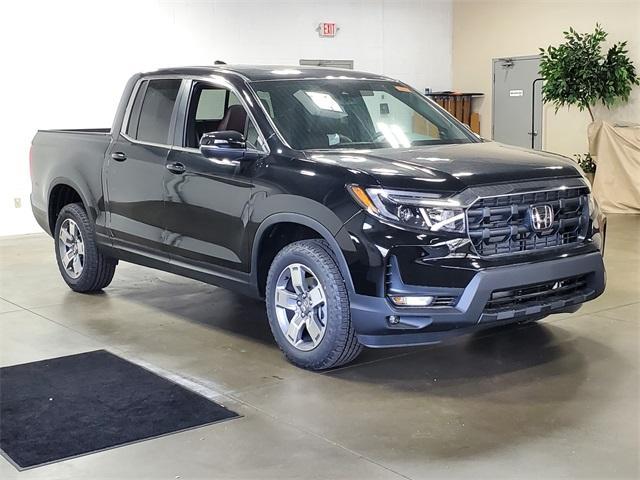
[306,142,582,193]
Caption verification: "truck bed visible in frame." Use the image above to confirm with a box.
[30,128,114,235]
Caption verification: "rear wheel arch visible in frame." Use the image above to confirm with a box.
[251,214,355,297]
[47,180,91,232]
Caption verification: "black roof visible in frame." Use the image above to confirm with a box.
[145,64,393,82]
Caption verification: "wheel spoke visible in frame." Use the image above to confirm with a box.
[306,314,324,345]
[72,255,82,275]
[308,286,324,307]
[76,240,84,256]
[275,288,298,311]
[289,265,307,295]
[68,221,77,239]
[62,250,74,269]
[60,228,73,246]
[286,313,305,344]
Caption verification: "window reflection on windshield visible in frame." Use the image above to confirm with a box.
[251,80,475,150]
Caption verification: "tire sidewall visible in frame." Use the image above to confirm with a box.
[266,242,350,368]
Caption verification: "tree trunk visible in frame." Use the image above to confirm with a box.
[585,103,595,122]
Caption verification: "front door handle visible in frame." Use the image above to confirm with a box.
[166,162,186,174]
[111,152,127,162]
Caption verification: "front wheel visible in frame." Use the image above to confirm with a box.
[54,203,117,293]
[265,239,362,370]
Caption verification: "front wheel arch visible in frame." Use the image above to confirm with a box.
[251,213,355,297]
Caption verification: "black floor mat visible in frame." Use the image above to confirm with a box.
[0,350,239,469]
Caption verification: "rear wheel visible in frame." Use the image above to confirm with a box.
[54,203,117,292]
[266,239,362,370]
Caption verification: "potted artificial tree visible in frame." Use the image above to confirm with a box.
[573,153,597,184]
[539,24,639,181]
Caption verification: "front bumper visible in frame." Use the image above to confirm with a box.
[350,251,605,347]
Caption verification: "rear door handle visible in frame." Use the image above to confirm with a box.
[111,152,127,162]
[166,162,186,174]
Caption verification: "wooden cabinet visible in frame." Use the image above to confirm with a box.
[426,92,483,134]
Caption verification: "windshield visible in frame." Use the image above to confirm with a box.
[250,79,476,150]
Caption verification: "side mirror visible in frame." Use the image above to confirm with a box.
[200,130,246,157]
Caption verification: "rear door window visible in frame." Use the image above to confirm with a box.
[134,79,181,145]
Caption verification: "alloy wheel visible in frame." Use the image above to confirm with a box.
[274,263,327,351]
[58,218,84,279]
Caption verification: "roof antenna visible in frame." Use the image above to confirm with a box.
[214,60,227,65]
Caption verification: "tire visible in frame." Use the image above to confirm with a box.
[54,203,117,293]
[265,239,362,370]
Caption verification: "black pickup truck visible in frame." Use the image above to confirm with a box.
[30,65,606,370]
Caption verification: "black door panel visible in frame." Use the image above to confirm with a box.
[105,136,170,255]
[163,148,254,271]
[104,78,182,258]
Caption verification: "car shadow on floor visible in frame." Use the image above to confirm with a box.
[112,282,436,363]
[89,277,277,346]
[315,322,622,460]
[59,275,627,461]
[104,275,614,387]
[326,321,611,393]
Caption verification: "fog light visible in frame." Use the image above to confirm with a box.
[389,295,434,307]
[388,315,400,325]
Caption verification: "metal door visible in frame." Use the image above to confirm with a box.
[492,56,543,150]
[162,79,260,273]
[105,78,182,257]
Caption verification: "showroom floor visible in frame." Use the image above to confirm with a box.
[0,215,638,479]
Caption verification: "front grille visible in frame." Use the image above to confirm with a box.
[485,275,589,312]
[466,187,590,256]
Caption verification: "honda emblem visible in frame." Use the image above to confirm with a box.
[530,204,554,231]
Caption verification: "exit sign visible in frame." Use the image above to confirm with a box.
[318,22,337,37]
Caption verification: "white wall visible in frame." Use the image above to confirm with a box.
[0,0,453,236]
[452,0,640,157]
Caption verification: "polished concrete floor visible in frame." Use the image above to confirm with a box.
[1,215,638,479]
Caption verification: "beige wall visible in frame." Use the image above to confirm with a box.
[452,0,640,157]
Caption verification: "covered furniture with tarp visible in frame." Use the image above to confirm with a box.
[589,120,640,214]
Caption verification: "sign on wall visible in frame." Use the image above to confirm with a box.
[318,22,338,37]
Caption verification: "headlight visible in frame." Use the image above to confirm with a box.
[347,185,465,233]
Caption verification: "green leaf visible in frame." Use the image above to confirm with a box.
[538,24,639,120]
